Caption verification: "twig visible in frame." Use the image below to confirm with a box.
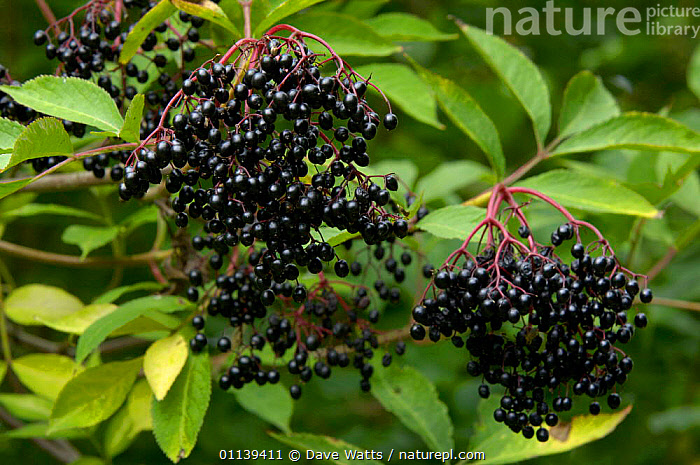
[647,247,677,282]
[651,297,700,312]
[7,323,63,353]
[0,240,172,268]
[34,0,59,35]
[19,171,116,193]
[239,0,253,39]
[0,406,81,463]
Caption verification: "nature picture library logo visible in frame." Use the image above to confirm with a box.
[485,1,700,38]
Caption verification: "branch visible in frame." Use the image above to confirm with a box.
[0,240,172,268]
[646,246,677,282]
[239,0,252,39]
[0,406,81,463]
[651,297,700,313]
[34,0,59,35]
[19,171,116,193]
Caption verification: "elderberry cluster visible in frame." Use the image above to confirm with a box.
[114,33,419,397]
[411,223,652,442]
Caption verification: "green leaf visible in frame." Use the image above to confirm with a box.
[367,159,418,189]
[152,352,211,463]
[457,23,551,147]
[552,112,700,156]
[689,43,700,101]
[0,117,24,153]
[415,161,490,204]
[254,0,328,35]
[365,13,457,42]
[69,457,104,465]
[418,205,486,240]
[231,382,293,433]
[413,65,504,178]
[104,379,153,457]
[1,118,72,172]
[120,0,177,64]
[516,169,659,218]
[464,398,632,465]
[35,303,119,335]
[48,358,142,433]
[5,284,83,326]
[311,227,360,247]
[0,361,6,385]
[12,354,84,401]
[1,203,102,222]
[110,312,180,337]
[119,94,144,143]
[0,394,53,421]
[371,363,454,452]
[559,71,620,138]
[76,295,192,363]
[144,334,189,401]
[2,422,90,440]
[290,12,400,57]
[270,432,383,464]
[92,281,167,304]
[171,0,241,37]
[0,178,33,200]
[354,63,442,129]
[0,76,124,133]
[61,224,120,260]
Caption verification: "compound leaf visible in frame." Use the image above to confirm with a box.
[0,76,123,133]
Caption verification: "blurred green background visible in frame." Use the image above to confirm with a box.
[0,0,698,464]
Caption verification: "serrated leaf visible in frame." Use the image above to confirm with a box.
[0,178,33,200]
[689,44,700,100]
[270,432,383,464]
[119,94,144,143]
[171,0,241,37]
[1,117,72,172]
[370,363,454,452]
[418,205,486,240]
[61,224,120,260]
[365,13,457,42]
[104,379,153,457]
[290,12,400,57]
[48,358,142,433]
[12,354,84,401]
[415,161,490,203]
[254,0,327,35]
[1,203,102,222]
[0,117,24,153]
[76,295,192,363]
[0,76,123,133]
[152,352,211,463]
[5,284,83,326]
[516,169,658,218]
[463,398,632,465]
[0,394,53,421]
[559,71,620,138]
[552,112,700,156]
[457,23,551,147]
[231,382,292,433]
[411,63,505,178]
[2,422,90,440]
[144,334,189,401]
[354,63,441,129]
[92,281,166,304]
[120,0,177,64]
[35,303,119,335]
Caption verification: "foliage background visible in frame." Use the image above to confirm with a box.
[0,0,698,464]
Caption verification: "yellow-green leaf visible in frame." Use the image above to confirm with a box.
[0,394,53,421]
[120,1,177,64]
[12,354,84,401]
[2,422,91,440]
[689,43,700,100]
[104,379,153,457]
[49,358,142,433]
[5,284,83,326]
[2,117,72,172]
[463,398,632,465]
[35,303,119,335]
[254,0,328,36]
[418,205,486,240]
[119,94,144,143]
[269,432,383,465]
[144,334,189,401]
[171,0,241,37]
[559,71,620,138]
[365,13,458,42]
[0,117,25,153]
